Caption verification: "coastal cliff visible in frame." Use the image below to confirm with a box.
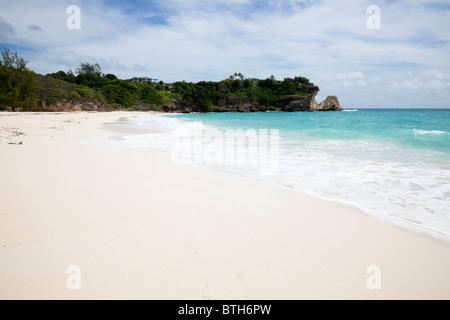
[1,48,342,113]
[1,71,342,113]
[3,99,111,112]
[1,75,111,112]
[3,78,342,113]
[163,88,342,113]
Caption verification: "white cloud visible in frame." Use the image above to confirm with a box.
[390,68,450,91]
[390,79,450,90]
[1,0,450,107]
[338,72,366,87]
[339,72,365,80]
[423,68,445,80]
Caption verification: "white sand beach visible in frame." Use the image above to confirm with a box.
[1,111,449,300]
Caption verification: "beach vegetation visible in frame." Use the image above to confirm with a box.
[0,45,40,110]
[71,91,81,101]
[1,45,319,112]
[37,73,106,104]
[48,88,69,99]
[76,88,95,99]
[139,85,164,105]
[47,62,316,111]
[48,64,172,109]
[46,62,317,112]
[76,62,102,77]
[171,74,316,109]
[47,70,77,84]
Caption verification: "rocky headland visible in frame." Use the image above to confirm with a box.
[163,88,342,113]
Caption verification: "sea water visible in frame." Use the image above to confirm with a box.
[109,109,450,241]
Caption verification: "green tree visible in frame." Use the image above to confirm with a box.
[168,74,314,112]
[105,73,117,81]
[229,72,244,80]
[0,45,40,110]
[47,70,77,84]
[100,80,138,108]
[139,84,163,105]
[76,62,102,76]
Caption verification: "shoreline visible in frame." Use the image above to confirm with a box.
[1,111,450,299]
[108,112,450,244]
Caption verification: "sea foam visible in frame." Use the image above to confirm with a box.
[413,129,446,135]
[106,110,450,242]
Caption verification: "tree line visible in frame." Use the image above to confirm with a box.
[47,63,167,108]
[1,46,316,111]
[0,45,40,110]
[171,73,316,112]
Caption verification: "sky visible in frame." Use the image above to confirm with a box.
[1,0,450,108]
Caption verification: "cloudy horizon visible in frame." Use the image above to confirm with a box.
[1,0,450,108]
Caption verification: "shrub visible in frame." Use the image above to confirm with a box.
[71,91,81,100]
[0,46,40,110]
[139,84,164,105]
[76,88,95,98]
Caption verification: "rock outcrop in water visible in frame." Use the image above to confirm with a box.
[310,95,343,112]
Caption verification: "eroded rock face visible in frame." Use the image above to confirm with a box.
[163,100,196,113]
[311,95,343,111]
[310,89,320,109]
[160,87,343,113]
[271,96,311,111]
[27,99,112,112]
[161,93,343,113]
[134,103,158,111]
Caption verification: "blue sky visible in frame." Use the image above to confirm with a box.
[1,0,450,108]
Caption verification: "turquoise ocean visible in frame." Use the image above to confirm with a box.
[110,109,450,241]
